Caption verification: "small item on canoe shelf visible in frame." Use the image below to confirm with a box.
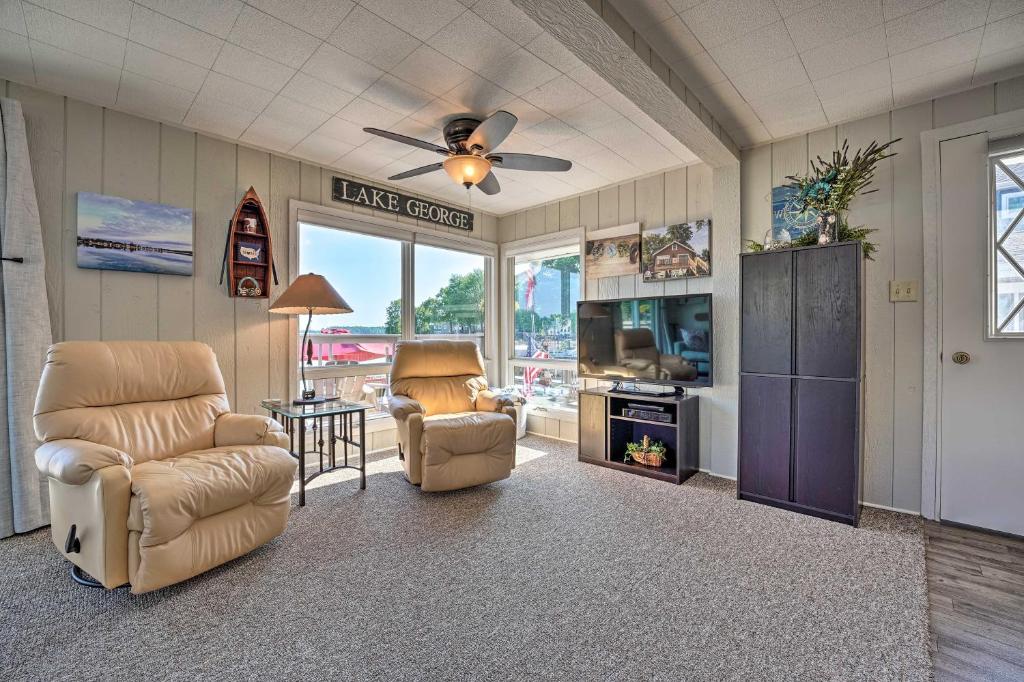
[237,276,261,297]
[219,186,278,298]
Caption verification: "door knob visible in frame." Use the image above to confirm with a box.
[951,351,970,365]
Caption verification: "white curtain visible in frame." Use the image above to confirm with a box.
[0,97,51,538]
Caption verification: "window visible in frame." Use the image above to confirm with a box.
[989,152,1024,337]
[414,243,486,350]
[296,216,495,414]
[504,237,582,411]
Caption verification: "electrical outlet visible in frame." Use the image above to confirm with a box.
[889,279,918,302]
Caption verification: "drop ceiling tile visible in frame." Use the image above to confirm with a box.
[667,50,728,90]
[885,0,988,56]
[784,0,884,53]
[667,0,705,14]
[892,60,974,105]
[547,133,604,160]
[558,99,623,133]
[586,117,644,148]
[566,64,616,98]
[358,0,464,41]
[889,28,983,82]
[813,58,892,101]
[0,28,35,83]
[326,6,420,71]
[517,117,579,147]
[392,44,472,96]
[524,31,583,72]
[226,5,320,69]
[608,0,676,30]
[291,131,356,165]
[128,5,224,68]
[279,71,355,114]
[471,0,543,45]
[358,133,417,160]
[774,0,822,17]
[760,107,828,138]
[800,25,888,81]
[501,98,547,130]
[134,0,242,39]
[975,44,1024,84]
[241,115,313,152]
[748,81,823,119]
[1,1,26,35]
[213,43,295,91]
[184,97,257,138]
[337,96,404,128]
[731,54,809,101]
[988,0,1024,23]
[116,71,194,122]
[477,47,559,96]
[30,40,120,105]
[197,72,275,113]
[578,150,641,182]
[680,0,781,48]
[708,20,797,78]
[29,0,131,37]
[22,4,125,67]
[522,74,594,116]
[317,116,374,146]
[245,0,355,40]
[646,15,706,66]
[883,0,943,22]
[980,11,1024,56]
[262,95,331,130]
[302,42,382,96]
[408,97,465,127]
[362,74,435,116]
[820,85,894,123]
[428,9,518,74]
[123,42,207,92]
[389,118,445,146]
[443,74,515,114]
[495,132,547,156]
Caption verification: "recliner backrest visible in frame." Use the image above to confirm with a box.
[389,340,487,416]
[33,341,229,463]
[615,328,659,364]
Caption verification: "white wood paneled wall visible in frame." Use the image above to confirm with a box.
[739,75,1024,513]
[497,162,744,480]
[5,81,499,454]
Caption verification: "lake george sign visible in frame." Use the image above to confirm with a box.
[331,177,474,231]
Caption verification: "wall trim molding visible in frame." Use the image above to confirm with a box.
[920,107,1024,521]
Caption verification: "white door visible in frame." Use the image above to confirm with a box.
[939,133,1024,536]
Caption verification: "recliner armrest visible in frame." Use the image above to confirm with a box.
[388,394,425,421]
[35,439,133,485]
[215,413,288,449]
[476,389,513,412]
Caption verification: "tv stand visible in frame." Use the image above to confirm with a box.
[578,388,698,484]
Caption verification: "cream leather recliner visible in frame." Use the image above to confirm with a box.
[388,340,516,492]
[33,341,297,594]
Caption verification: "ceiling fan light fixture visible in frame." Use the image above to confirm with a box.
[443,154,491,187]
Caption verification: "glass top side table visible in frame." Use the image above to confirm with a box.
[261,399,370,506]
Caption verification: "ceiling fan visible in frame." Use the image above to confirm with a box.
[363,111,572,195]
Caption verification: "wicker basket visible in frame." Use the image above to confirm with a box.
[630,449,666,467]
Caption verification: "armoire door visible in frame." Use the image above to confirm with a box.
[741,251,792,374]
[792,379,858,517]
[739,375,791,501]
[794,244,859,379]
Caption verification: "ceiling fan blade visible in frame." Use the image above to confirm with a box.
[488,153,572,172]
[476,171,500,195]
[388,162,444,181]
[364,128,449,156]
[465,111,518,153]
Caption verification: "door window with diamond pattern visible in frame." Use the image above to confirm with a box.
[990,152,1024,336]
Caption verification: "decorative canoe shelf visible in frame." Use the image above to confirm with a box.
[220,186,277,298]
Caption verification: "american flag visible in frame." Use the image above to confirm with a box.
[522,334,550,396]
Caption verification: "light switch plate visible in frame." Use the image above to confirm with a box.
[889,279,918,302]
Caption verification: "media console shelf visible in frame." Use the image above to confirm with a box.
[578,388,699,484]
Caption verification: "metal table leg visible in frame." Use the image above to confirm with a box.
[360,409,366,490]
[298,415,306,507]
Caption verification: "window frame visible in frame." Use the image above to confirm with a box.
[499,230,585,415]
[289,200,498,401]
[987,150,1024,339]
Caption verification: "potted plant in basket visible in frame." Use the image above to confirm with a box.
[624,434,668,467]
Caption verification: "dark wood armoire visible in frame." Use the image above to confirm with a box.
[737,241,863,525]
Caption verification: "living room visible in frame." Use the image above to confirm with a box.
[1,1,1022,679]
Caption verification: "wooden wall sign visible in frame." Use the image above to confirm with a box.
[331,176,474,231]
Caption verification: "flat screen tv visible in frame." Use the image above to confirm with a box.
[577,294,713,388]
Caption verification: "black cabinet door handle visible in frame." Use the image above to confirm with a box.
[1,256,23,263]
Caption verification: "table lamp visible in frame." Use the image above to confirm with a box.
[270,273,352,405]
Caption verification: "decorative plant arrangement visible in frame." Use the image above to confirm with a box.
[748,138,900,259]
[624,434,667,467]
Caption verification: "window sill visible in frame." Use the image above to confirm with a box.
[525,402,578,421]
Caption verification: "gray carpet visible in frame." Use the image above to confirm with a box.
[0,436,931,681]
